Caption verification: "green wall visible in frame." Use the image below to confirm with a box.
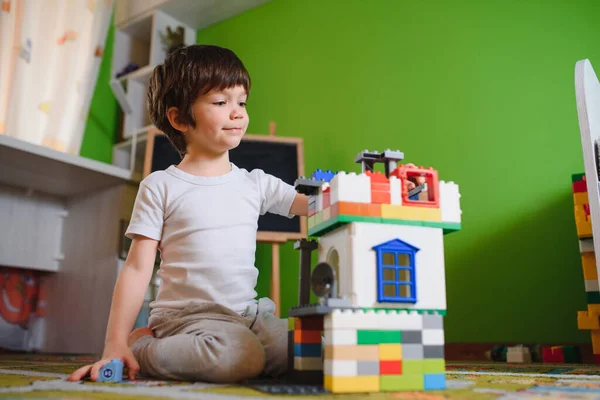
[81,23,119,163]
[194,0,600,343]
[81,0,600,343]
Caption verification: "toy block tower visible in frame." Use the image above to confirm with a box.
[289,149,462,393]
[573,173,600,363]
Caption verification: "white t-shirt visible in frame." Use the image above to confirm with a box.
[125,163,297,315]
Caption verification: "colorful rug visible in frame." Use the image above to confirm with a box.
[2,354,600,399]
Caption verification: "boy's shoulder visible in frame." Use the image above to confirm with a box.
[139,169,171,191]
[237,167,282,188]
[236,166,271,181]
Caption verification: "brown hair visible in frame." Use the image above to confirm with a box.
[147,44,251,156]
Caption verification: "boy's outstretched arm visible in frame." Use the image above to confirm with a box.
[68,236,158,381]
[289,193,309,216]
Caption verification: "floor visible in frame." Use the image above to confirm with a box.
[2,353,600,399]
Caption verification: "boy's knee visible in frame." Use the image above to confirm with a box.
[207,333,265,383]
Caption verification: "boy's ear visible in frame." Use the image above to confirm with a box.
[166,107,189,132]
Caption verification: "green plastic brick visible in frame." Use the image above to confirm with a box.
[360,308,447,317]
[379,218,423,227]
[562,346,583,363]
[573,173,585,183]
[380,374,424,391]
[402,360,425,374]
[422,359,445,373]
[310,214,462,237]
[357,330,402,344]
[308,217,341,236]
[287,317,295,331]
[587,292,600,304]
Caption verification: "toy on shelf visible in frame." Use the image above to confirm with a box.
[286,149,462,394]
[159,26,186,55]
[115,63,139,79]
[97,359,124,383]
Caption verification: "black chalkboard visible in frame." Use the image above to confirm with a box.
[150,133,302,236]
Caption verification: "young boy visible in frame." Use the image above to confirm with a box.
[68,45,308,383]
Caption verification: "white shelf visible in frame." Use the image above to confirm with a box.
[0,134,133,197]
[115,127,151,151]
[0,258,59,273]
[115,0,272,31]
[118,64,155,83]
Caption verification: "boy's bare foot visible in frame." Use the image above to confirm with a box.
[127,327,154,347]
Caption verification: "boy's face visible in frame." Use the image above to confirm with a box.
[186,85,249,155]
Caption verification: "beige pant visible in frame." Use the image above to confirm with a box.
[131,298,288,383]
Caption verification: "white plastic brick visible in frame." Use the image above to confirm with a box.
[323,329,357,345]
[586,279,600,292]
[316,183,325,212]
[330,172,371,204]
[390,175,402,205]
[580,238,594,253]
[350,223,447,311]
[422,329,445,345]
[322,207,331,221]
[324,359,357,377]
[439,181,462,223]
[324,309,424,330]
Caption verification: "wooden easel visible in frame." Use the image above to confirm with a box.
[263,121,303,317]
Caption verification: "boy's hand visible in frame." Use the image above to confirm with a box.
[68,342,139,382]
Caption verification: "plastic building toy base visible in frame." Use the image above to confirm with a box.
[249,383,329,395]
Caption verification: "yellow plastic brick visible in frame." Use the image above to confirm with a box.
[324,375,380,393]
[381,205,421,220]
[592,330,600,354]
[578,311,600,330]
[574,192,590,206]
[582,253,598,280]
[378,344,402,360]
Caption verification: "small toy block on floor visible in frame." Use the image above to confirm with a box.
[507,345,532,363]
[97,359,123,383]
[542,347,564,363]
[562,346,583,363]
[541,346,582,364]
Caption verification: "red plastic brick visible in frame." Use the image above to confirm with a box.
[573,180,588,193]
[390,165,440,208]
[380,360,402,375]
[294,330,322,344]
[366,171,391,204]
[295,316,324,331]
[323,187,331,209]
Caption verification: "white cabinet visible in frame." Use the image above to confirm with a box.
[0,134,135,354]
